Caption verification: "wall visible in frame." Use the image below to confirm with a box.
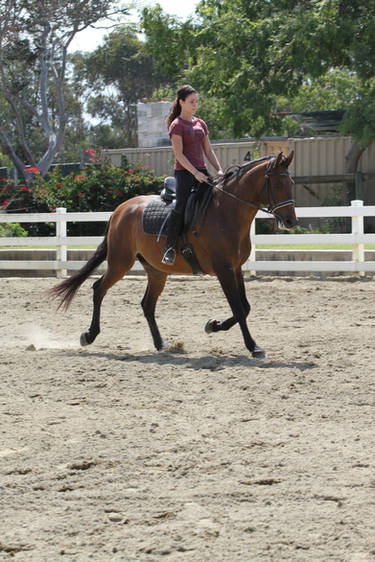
[137,101,171,148]
[103,141,259,177]
[268,137,375,210]
[103,136,375,208]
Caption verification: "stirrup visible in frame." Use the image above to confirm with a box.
[161,247,176,265]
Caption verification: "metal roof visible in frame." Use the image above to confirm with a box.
[289,110,346,132]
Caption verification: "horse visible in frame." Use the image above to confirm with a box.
[49,151,297,358]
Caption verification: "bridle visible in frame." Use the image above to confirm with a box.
[213,159,295,219]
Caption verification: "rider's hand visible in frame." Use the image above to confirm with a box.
[195,171,209,183]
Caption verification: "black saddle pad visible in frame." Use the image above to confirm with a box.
[142,197,173,236]
[142,186,211,237]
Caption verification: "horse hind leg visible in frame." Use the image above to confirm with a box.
[211,264,265,358]
[205,269,250,333]
[80,258,134,347]
[140,258,168,350]
[205,300,250,334]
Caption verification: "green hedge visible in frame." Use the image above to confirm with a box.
[0,151,165,236]
[0,223,28,237]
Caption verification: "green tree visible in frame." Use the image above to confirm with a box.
[0,0,128,177]
[71,24,170,148]
[142,0,375,170]
[142,5,193,81]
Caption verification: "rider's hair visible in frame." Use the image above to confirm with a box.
[166,84,197,128]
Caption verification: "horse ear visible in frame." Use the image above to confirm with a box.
[275,152,283,168]
[285,150,294,167]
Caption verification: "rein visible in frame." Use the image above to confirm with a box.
[212,160,294,219]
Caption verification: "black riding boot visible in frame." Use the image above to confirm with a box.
[162,209,183,265]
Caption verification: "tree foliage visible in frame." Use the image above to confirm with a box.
[71,25,169,148]
[0,0,128,177]
[142,6,193,81]
[142,0,375,168]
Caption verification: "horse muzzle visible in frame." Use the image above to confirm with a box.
[279,215,298,230]
[272,202,298,230]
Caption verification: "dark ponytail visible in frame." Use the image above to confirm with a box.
[166,84,197,128]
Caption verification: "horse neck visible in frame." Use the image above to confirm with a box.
[226,162,265,216]
[233,162,265,203]
[214,163,266,234]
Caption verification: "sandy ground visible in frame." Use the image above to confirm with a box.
[0,274,375,561]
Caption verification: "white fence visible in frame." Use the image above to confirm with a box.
[248,200,374,274]
[0,201,374,276]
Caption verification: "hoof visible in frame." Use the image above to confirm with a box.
[252,346,266,359]
[205,319,217,334]
[80,332,90,347]
[156,339,167,351]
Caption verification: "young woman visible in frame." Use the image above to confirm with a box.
[161,84,223,265]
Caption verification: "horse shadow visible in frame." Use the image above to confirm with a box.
[62,348,317,372]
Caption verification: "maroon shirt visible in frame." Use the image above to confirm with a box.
[169,116,208,171]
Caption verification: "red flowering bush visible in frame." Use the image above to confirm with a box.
[0,150,165,235]
[30,152,165,214]
[0,177,34,212]
[0,178,33,236]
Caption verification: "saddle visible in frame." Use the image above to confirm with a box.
[142,177,213,274]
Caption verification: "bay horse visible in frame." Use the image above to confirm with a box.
[49,151,297,358]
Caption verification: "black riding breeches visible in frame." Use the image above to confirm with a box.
[174,168,209,214]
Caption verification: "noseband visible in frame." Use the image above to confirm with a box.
[213,159,295,219]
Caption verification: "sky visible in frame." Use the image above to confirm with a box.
[69,0,200,52]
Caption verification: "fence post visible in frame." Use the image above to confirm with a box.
[248,219,256,276]
[351,200,364,277]
[56,207,67,278]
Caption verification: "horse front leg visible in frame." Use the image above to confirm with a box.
[205,268,250,334]
[213,265,265,358]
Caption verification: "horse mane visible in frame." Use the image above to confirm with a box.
[213,155,274,188]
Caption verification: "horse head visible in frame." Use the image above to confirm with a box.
[262,151,297,230]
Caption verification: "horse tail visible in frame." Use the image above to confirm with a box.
[48,221,109,310]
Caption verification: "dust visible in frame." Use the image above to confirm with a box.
[164,340,185,353]
[2,324,78,350]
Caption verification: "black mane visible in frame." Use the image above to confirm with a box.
[214,155,273,187]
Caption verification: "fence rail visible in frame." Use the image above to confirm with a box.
[0,201,374,276]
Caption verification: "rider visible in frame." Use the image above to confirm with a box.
[161,84,223,265]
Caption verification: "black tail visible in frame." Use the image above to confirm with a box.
[48,223,109,310]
